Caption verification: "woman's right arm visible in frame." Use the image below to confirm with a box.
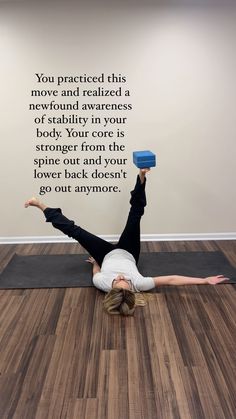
[154,274,229,287]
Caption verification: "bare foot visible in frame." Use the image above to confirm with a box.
[24,197,46,211]
[139,168,151,183]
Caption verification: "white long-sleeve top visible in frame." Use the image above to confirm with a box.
[93,249,155,292]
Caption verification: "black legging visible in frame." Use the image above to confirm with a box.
[44,175,147,267]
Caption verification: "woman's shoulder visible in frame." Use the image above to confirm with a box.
[133,275,155,291]
[92,271,113,292]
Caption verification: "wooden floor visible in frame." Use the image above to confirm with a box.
[0,240,236,419]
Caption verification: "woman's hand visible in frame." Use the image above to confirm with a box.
[205,275,230,285]
[86,256,101,275]
[86,256,96,265]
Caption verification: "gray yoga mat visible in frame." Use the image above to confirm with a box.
[0,252,235,289]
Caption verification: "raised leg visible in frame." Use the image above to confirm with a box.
[25,197,114,266]
[116,169,149,263]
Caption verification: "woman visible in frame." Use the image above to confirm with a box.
[25,168,229,316]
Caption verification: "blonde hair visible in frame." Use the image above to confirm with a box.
[103,289,148,316]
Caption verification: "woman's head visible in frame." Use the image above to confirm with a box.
[103,288,149,316]
[103,288,136,316]
[112,274,132,290]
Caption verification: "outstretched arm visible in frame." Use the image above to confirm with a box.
[154,274,229,287]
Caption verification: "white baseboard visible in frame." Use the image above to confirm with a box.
[1,233,236,244]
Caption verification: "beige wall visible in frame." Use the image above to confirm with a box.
[0,2,236,240]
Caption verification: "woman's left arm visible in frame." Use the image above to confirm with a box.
[86,257,101,275]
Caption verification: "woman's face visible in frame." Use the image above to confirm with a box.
[112,275,132,290]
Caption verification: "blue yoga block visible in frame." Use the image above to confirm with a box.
[133,150,156,168]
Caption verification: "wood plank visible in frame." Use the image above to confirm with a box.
[147,295,192,419]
